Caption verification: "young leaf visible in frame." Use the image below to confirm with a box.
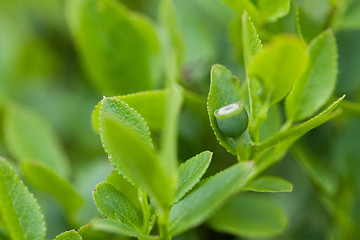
[54,230,82,240]
[249,36,308,105]
[92,90,166,133]
[21,161,84,218]
[242,12,263,70]
[99,115,172,209]
[207,194,287,237]
[244,176,293,192]
[258,0,290,22]
[286,30,338,122]
[106,171,140,210]
[91,219,156,239]
[170,161,254,235]
[66,0,160,95]
[0,158,46,240]
[252,95,345,152]
[242,12,264,133]
[4,104,69,178]
[174,151,213,203]
[99,97,155,186]
[207,64,242,155]
[93,182,142,231]
[100,97,153,148]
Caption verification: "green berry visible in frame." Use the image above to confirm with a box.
[214,101,249,138]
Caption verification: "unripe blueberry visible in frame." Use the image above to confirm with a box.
[214,101,249,138]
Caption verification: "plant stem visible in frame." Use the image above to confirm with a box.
[139,189,150,234]
[158,208,171,240]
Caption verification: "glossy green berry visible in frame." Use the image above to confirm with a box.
[214,101,249,138]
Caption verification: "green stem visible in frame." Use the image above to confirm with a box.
[139,190,150,234]
[158,208,171,240]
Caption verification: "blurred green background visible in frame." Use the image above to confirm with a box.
[0,0,359,239]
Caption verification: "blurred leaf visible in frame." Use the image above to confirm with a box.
[336,0,360,30]
[249,36,308,105]
[99,116,172,209]
[336,27,360,97]
[0,158,46,240]
[93,182,142,231]
[207,64,242,155]
[286,30,337,122]
[252,95,345,152]
[259,105,282,141]
[92,90,166,133]
[175,151,213,203]
[54,230,82,240]
[159,0,184,63]
[244,176,293,192]
[170,162,254,235]
[21,161,84,218]
[258,0,290,22]
[66,0,160,95]
[292,146,337,196]
[4,104,69,179]
[91,219,156,239]
[160,53,183,192]
[0,226,10,240]
[106,171,140,210]
[223,0,260,23]
[294,0,328,42]
[339,99,360,117]
[207,194,287,237]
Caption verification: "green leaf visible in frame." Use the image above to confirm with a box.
[99,115,172,209]
[242,12,263,70]
[0,158,46,240]
[54,230,82,240]
[106,171,140,210]
[258,0,290,22]
[286,30,338,122]
[259,105,282,141]
[21,161,84,218]
[336,0,360,30]
[223,0,261,23]
[92,90,166,133]
[175,151,213,203]
[252,95,345,152]
[208,194,287,237]
[244,176,293,192]
[100,97,153,148]
[170,161,254,235]
[207,64,242,155]
[91,219,156,239]
[99,97,155,186]
[93,182,142,231]
[241,11,264,136]
[249,36,308,105]
[4,104,69,179]
[66,0,160,95]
